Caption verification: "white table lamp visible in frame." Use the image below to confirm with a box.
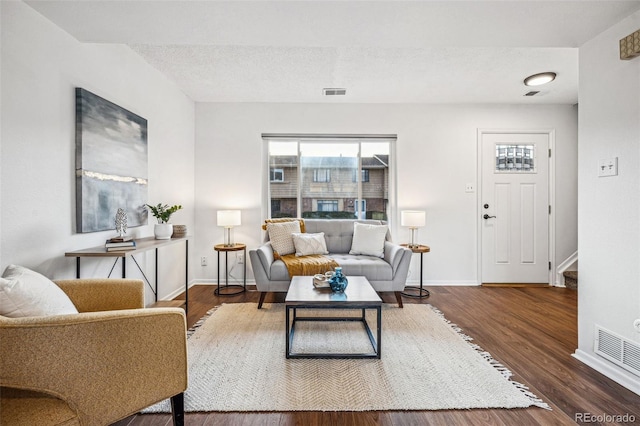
[217,210,241,247]
[401,210,425,248]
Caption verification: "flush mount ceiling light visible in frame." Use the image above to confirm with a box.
[524,72,556,86]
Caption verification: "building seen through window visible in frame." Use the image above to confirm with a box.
[267,138,391,220]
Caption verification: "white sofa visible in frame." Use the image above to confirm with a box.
[249,219,413,308]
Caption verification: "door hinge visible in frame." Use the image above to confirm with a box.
[549,148,552,158]
[549,261,552,270]
[549,205,551,214]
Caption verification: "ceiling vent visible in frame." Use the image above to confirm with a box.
[323,88,346,96]
[595,326,640,377]
[524,91,540,96]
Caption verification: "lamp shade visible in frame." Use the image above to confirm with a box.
[217,210,241,227]
[401,210,425,228]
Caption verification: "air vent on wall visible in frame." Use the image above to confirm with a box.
[524,91,540,96]
[595,326,640,377]
[323,88,346,96]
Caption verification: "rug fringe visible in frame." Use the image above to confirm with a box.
[187,304,222,338]
[426,304,552,411]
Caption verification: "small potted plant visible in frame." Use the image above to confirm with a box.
[146,203,182,239]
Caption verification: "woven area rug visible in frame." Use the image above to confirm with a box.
[143,303,549,413]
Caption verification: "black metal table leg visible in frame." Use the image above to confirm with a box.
[402,248,430,298]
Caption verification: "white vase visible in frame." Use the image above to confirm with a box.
[154,223,173,240]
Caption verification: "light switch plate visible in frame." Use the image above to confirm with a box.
[598,157,618,177]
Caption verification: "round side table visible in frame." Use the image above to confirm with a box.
[214,243,246,296]
[400,244,430,298]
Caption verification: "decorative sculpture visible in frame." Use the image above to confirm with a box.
[115,208,128,237]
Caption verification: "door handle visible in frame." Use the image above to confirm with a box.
[483,214,496,220]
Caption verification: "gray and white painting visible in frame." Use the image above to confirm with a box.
[75,88,148,233]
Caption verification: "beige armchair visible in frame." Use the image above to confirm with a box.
[0,278,187,426]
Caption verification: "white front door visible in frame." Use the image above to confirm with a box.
[480,132,550,284]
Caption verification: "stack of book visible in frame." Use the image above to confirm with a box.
[105,236,136,252]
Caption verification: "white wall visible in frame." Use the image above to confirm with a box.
[1,2,195,304]
[0,1,580,305]
[194,103,578,286]
[575,10,640,394]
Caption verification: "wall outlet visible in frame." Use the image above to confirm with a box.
[634,319,640,333]
[238,253,244,264]
[465,183,475,193]
[200,256,207,266]
[598,157,618,177]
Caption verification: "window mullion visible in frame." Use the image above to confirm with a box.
[357,142,362,219]
[296,141,301,218]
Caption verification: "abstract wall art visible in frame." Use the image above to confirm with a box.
[75,88,148,233]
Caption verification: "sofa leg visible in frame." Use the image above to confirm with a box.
[258,292,267,309]
[395,291,404,308]
[170,392,184,426]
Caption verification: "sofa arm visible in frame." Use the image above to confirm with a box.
[0,308,187,425]
[384,242,410,273]
[250,243,274,280]
[54,279,144,312]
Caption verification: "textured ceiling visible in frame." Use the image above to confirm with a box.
[26,1,640,104]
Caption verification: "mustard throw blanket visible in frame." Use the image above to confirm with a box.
[279,254,339,278]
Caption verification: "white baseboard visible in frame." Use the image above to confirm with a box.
[573,349,640,396]
[405,280,479,286]
[192,280,478,287]
[157,280,203,301]
[194,279,218,286]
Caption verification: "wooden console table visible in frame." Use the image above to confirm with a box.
[65,236,190,313]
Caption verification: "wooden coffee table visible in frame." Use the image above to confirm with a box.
[285,275,382,359]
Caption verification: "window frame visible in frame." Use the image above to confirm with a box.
[270,168,284,182]
[353,169,370,183]
[263,134,397,225]
[317,199,339,212]
[313,168,331,183]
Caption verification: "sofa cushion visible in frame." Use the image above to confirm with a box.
[270,255,393,283]
[328,254,393,281]
[304,219,387,253]
[267,221,301,258]
[0,265,78,318]
[292,232,329,256]
[349,222,387,258]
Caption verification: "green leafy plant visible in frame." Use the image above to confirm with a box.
[145,203,182,224]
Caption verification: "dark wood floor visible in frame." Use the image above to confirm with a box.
[115,285,640,425]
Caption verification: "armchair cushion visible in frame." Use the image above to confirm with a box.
[0,387,78,425]
[54,278,144,312]
[0,265,78,318]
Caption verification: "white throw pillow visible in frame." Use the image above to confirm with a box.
[267,221,301,257]
[0,264,78,317]
[292,232,329,257]
[349,222,388,258]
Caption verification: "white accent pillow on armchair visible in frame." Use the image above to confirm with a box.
[0,264,78,317]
